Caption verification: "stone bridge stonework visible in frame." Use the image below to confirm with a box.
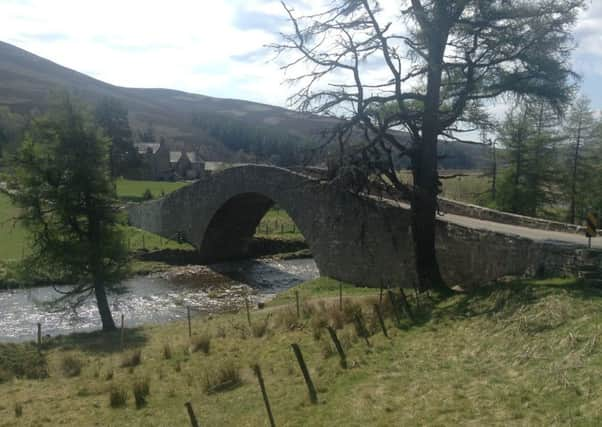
[127,165,598,288]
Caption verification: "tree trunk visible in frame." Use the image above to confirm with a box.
[410,28,450,295]
[94,279,116,331]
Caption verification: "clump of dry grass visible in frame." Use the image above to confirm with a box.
[132,377,150,409]
[121,350,142,368]
[162,343,172,360]
[60,355,83,378]
[14,402,22,418]
[276,308,303,330]
[109,385,128,408]
[190,333,211,354]
[251,317,270,338]
[202,360,242,394]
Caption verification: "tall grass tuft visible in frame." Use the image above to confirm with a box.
[202,360,242,394]
[190,333,211,354]
[109,385,128,408]
[121,350,142,368]
[162,343,172,360]
[60,355,83,378]
[132,377,150,409]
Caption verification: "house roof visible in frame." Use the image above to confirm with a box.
[170,151,201,164]
[135,142,161,154]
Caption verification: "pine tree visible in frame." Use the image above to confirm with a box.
[8,97,128,331]
[562,96,595,224]
[496,100,559,217]
[95,97,139,178]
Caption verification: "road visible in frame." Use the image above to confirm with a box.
[389,199,601,249]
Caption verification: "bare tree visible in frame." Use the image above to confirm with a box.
[273,0,584,292]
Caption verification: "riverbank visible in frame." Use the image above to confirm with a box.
[1,276,601,425]
[0,258,319,342]
[0,234,310,290]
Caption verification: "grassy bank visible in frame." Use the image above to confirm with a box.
[1,277,601,426]
[1,180,308,287]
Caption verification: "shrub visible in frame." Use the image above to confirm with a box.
[202,361,242,394]
[190,333,211,354]
[109,385,128,408]
[142,189,153,200]
[132,377,150,409]
[60,355,83,377]
[14,403,22,418]
[121,350,142,368]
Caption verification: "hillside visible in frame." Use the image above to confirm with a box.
[1,277,601,425]
[0,40,489,167]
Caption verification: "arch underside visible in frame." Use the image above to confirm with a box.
[199,192,276,262]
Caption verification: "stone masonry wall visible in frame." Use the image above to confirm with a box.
[127,165,602,289]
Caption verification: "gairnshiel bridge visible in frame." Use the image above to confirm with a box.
[127,165,602,288]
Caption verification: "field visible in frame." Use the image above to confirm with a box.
[1,276,601,426]
[0,193,28,260]
[256,206,304,242]
[0,181,194,284]
[398,169,491,205]
[114,179,189,202]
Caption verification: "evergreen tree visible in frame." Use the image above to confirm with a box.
[496,100,559,217]
[562,96,596,224]
[7,97,128,331]
[95,97,139,177]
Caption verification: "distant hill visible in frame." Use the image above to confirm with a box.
[0,40,489,168]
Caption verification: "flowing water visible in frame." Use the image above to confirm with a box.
[0,258,318,342]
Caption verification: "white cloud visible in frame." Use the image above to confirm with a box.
[0,0,600,110]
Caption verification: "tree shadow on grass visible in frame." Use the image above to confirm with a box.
[42,326,148,355]
[431,277,602,323]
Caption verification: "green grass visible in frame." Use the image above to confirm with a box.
[1,276,601,426]
[114,179,188,202]
[255,206,305,242]
[0,193,28,261]
[398,169,491,205]
[0,180,193,283]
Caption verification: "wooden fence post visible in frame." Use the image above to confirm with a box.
[387,290,402,327]
[398,288,415,323]
[339,282,343,311]
[245,296,252,327]
[290,343,318,404]
[253,364,276,427]
[295,290,300,318]
[120,314,125,350]
[187,306,192,338]
[185,401,200,427]
[326,326,347,369]
[373,304,388,338]
[37,323,42,350]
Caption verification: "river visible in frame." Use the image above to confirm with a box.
[0,258,318,342]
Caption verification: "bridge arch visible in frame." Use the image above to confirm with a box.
[199,191,315,261]
[128,165,417,287]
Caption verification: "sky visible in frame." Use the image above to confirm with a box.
[1,0,601,111]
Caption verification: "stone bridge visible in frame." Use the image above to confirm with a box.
[127,165,601,288]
